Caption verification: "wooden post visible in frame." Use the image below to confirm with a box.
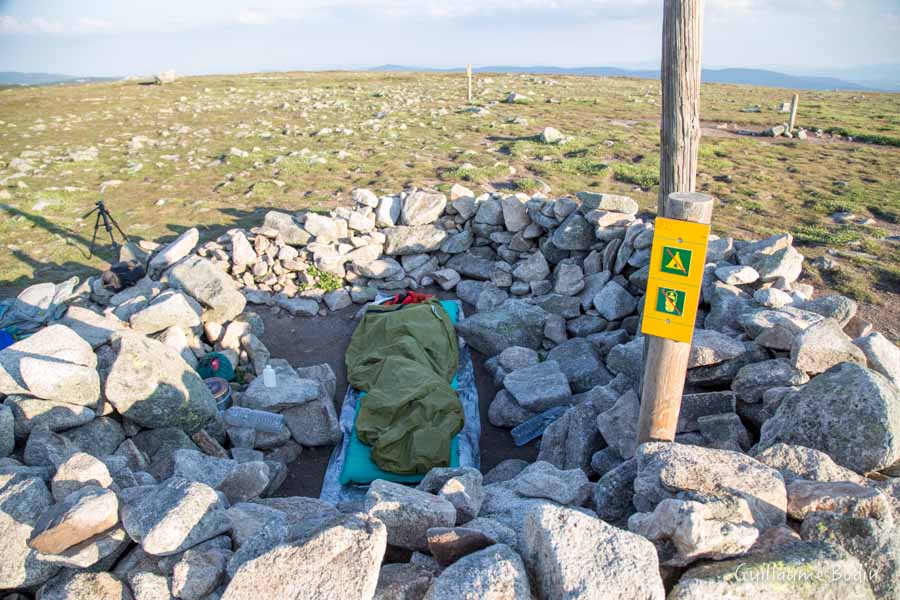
[788,93,799,131]
[638,0,706,444]
[657,0,704,216]
[466,64,473,103]
[637,192,713,443]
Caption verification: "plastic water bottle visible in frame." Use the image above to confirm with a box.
[511,406,567,447]
[263,365,277,388]
[223,406,285,433]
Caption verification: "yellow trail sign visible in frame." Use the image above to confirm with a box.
[641,217,710,344]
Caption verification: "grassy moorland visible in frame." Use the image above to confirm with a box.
[0,71,898,338]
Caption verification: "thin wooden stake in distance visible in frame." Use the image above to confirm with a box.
[789,93,799,132]
[637,192,713,444]
[466,64,473,103]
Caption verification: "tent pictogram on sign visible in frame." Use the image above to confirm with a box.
[661,246,692,276]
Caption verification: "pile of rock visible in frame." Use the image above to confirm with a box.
[153,70,177,85]
[762,123,809,140]
[199,186,658,325]
[188,185,898,597]
[2,181,900,598]
[504,92,530,104]
[0,228,347,596]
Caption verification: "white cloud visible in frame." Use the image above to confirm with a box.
[708,0,848,12]
[886,12,900,31]
[0,15,64,34]
[226,0,658,23]
[268,0,859,22]
[1,0,855,38]
[0,15,30,33]
[0,15,111,35]
[0,1,758,39]
[402,0,657,19]
[708,0,755,11]
[30,18,64,34]
[77,17,114,32]
[237,10,271,25]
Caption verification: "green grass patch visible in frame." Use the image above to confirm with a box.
[826,266,877,303]
[823,127,900,147]
[533,157,608,177]
[612,163,659,188]
[512,178,544,194]
[734,198,766,214]
[497,141,532,159]
[792,224,865,246]
[273,155,330,177]
[248,181,286,196]
[699,157,733,173]
[818,189,867,215]
[439,163,508,183]
[306,265,343,292]
[698,143,735,172]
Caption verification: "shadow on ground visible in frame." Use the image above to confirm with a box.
[0,204,267,298]
[0,251,102,298]
[486,134,541,145]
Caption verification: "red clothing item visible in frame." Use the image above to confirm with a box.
[385,291,434,306]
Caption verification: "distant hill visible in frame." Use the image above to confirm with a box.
[370,65,877,92]
[0,66,883,92]
[813,64,900,92]
[701,68,871,92]
[0,72,119,87]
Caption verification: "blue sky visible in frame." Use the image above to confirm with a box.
[1,0,898,77]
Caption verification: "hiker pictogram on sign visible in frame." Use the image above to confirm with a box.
[656,287,686,317]
[661,246,692,276]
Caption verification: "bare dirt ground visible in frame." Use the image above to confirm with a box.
[258,290,537,499]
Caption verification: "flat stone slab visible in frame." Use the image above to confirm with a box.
[365,480,456,552]
[240,358,319,412]
[502,360,572,412]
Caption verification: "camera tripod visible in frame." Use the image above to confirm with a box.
[84,200,129,258]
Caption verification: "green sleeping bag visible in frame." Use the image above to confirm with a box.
[342,299,463,481]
